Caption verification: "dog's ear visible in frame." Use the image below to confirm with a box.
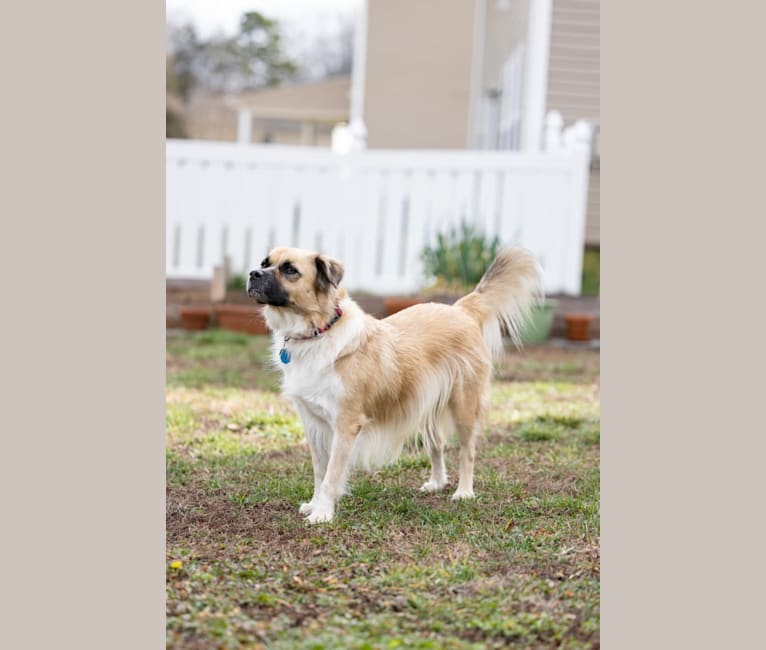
[315,254,344,291]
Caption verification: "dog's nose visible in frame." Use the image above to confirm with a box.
[250,269,263,280]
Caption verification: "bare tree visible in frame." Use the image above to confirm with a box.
[287,14,355,82]
[166,12,298,100]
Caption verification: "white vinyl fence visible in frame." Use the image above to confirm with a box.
[166,114,592,295]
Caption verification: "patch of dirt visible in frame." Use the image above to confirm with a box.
[497,346,600,384]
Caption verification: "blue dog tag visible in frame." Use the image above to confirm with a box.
[279,347,291,364]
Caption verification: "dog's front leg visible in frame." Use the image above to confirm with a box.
[305,416,362,524]
[299,439,328,515]
[294,403,330,516]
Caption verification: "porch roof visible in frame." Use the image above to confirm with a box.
[227,76,351,123]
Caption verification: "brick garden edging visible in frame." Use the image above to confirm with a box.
[166,280,599,340]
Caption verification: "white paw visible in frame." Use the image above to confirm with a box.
[304,494,335,523]
[420,479,448,493]
[298,501,314,515]
[451,489,475,501]
[305,504,334,524]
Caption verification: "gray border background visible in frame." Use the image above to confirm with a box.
[1,1,165,648]
[1,1,765,648]
[601,1,766,647]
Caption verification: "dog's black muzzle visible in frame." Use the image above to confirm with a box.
[247,269,290,307]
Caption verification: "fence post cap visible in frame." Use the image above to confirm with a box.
[544,111,564,151]
[572,120,593,139]
[563,120,593,152]
[349,118,368,152]
[545,110,564,129]
[331,122,353,154]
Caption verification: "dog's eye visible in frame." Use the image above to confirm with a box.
[260,257,270,269]
[281,263,299,276]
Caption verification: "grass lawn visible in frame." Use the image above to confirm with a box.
[167,329,600,649]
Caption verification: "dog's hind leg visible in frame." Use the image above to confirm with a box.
[452,421,478,500]
[420,414,450,492]
[420,444,448,492]
[450,380,489,501]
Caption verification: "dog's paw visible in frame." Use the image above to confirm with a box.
[420,479,447,493]
[451,489,475,501]
[305,505,334,524]
[298,501,314,515]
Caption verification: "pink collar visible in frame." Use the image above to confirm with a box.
[285,306,343,342]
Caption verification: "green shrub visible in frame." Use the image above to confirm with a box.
[226,273,248,291]
[421,223,500,293]
[581,248,600,296]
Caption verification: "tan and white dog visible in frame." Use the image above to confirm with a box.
[247,246,542,523]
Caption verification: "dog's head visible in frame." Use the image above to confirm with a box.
[248,247,345,334]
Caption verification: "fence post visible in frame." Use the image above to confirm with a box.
[562,120,594,294]
[349,0,369,151]
[544,110,563,152]
[349,119,368,152]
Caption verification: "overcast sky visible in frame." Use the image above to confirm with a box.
[166,0,359,38]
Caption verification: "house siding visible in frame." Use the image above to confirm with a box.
[546,0,600,245]
[183,95,239,142]
[546,0,599,124]
[364,0,477,148]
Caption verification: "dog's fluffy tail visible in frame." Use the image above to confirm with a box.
[454,247,544,359]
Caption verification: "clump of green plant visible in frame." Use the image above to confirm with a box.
[421,223,500,294]
[581,247,600,296]
[226,273,247,291]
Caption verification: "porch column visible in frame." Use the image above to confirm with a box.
[300,121,318,145]
[237,108,252,144]
[349,0,368,150]
[521,0,553,152]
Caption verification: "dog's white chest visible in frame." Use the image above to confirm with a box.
[279,352,343,425]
